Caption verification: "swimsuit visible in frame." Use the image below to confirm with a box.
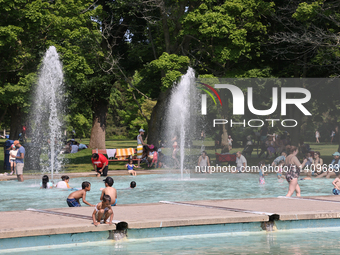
[111,198,117,206]
[259,176,265,184]
[333,188,340,195]
[127,164,135,170]
[285,164,300,182]
[277,166,283,178]
[67,198,81,207]
[95,203,110,221]
[259,168,265,184]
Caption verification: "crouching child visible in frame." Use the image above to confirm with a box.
[92,195,114,226]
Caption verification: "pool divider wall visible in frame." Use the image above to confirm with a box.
[3,217,340,251]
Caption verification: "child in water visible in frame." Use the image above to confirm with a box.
[56,175,71,189]
[332,171,340,195]
[130,181,136,189]
[276,160,284,179]
[40,175,53,189]
[125,159,137,176]
[67,181,94,207]
[258,161,266,184]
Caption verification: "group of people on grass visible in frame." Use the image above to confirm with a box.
[62,139,88,154]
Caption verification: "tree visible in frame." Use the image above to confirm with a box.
[265,0,340,145]
[0,0,102,140]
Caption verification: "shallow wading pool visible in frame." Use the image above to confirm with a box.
[0,173,334,212]
[3,226,340,254]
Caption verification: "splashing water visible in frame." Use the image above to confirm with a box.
[165,67,199,179]
[28,46,65,180]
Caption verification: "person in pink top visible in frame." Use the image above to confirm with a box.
[149,147,159,168]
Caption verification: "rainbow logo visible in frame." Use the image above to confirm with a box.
[197,82,222,106]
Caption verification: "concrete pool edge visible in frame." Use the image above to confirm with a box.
[3,218,340,251]
[2,196,340,250]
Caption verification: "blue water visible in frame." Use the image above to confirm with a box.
[0,173,334,212]
[4,227,340,254]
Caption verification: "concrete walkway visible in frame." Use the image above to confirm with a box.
[1,195,340,239]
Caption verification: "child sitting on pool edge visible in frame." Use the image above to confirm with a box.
[332,171,340,195]
[100,177,117,206]
[67,181,94,207]
[92,194,113,226]
[125,159,137,176]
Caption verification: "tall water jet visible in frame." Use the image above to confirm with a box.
[165,67,199,178]
[27,46,65,180]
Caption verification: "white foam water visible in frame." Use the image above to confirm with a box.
[28,46,65,180]
[165,67,199,179]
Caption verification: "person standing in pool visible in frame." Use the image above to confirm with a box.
[198,151,210,172]
[100,177,117,206]
[236,151,247,173]
[137,129,147,168]
[258,161,266,184]
[67,181,94,207]
[332,171,340,195]
[285,145,308,197]
[172,135,180,168]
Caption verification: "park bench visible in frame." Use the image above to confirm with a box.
[92,149,140,163]
[215,153,236,164]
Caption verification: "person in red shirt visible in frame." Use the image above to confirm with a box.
[91,153,109,177]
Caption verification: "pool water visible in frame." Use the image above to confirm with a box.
[0,173,334,212]
[4,226,340,254]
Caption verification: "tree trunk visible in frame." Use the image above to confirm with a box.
[89,100,108,149]
[148,90,171,146]
[0,106,7,127]
[285,103,302,146]
[9,105,22,140]
[161,7,171,53]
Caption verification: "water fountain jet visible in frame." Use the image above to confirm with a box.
[27,46,65,180]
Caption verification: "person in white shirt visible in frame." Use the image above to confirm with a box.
[236,151,247,173]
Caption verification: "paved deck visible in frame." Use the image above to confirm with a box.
[1,195,340,239]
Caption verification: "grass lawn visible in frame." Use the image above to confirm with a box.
[1,138,339,173]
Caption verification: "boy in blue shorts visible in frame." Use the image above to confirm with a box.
[67,181,94,207]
